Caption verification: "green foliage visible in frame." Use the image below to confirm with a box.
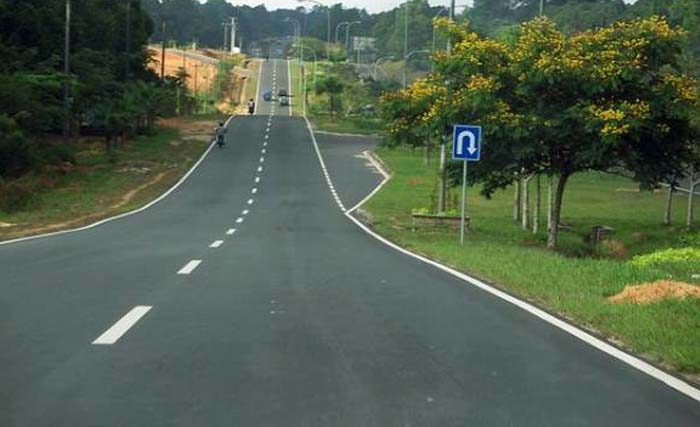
[630,247,700,268]
[0,115,33,179]
[0,180,35,213]
[679,233,700,247]
[316,75,344,116]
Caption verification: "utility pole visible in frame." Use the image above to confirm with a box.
[222,22,229,51]
[230,17,237,54]
[438,0,455,213]
[125,0,132,80]
[404,1,408,74]
[161,22,166,79]
[63,0,71,138]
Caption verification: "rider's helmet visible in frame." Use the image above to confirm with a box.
[219,121,224,126]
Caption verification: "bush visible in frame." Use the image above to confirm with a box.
[630,247,700,268]
[0,180,35,213]
[679,233,700,248]
[0,115,34,179]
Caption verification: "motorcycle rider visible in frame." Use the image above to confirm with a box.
[248,98,256,115]
[215,121,227,148]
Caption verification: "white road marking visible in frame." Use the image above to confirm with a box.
[252,188,258,194]
[242,209,249,215]
[92,306,152,345]
[262,149,267,154]
[226,228,237,235]
[260,157,265,163]
[254,60,262,114]
[255,176,261,183]
[178,260,202,275]
[263,142,268,147]
[257,166,263,173]
[301,114,700,404]
[248,198,254,205]
[236,217,244,224]
[210,240,224,248]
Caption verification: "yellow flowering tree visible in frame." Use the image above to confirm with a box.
[383,16,700,249]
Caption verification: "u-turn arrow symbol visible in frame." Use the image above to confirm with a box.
[457,131,477,156]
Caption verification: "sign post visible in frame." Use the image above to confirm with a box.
[452,125,482,244]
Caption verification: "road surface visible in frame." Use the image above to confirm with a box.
[1,59,700,426]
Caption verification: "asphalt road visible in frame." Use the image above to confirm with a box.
[1,60,700,426]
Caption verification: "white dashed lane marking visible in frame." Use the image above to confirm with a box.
[226,228,237,235]
[178,260,202,275]
[252,187,258,194]
[258,166,263,173]
[92,306,152,345]
[242,209,249,215]
[236,217,244,224]
[248,199,254,205]
[209,240,224,248]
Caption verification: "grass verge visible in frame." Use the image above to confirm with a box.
[363,146,700,379]
[0,115,223,241]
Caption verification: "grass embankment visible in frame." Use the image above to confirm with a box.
[291,60,383,135]
[0,116,222,241]
[364,146,700,378]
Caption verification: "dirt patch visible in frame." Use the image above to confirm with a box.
[609,280,700,305]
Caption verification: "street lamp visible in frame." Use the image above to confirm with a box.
[345,21,361,53]
[403,49,430,88]
[298,0,330,60]
[373,56,394,80]
[335,21,349,43]
[431,4,468,71]
[283,17,302,64]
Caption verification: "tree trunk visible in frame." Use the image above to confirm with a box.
[547,172,570,250]
[513,177,521,222]
[533,174,541,234]
[438,138,447,213]
[664,185,674,226]
[547,176,553,231]
[522,174,533,230]
[688,178,698,227]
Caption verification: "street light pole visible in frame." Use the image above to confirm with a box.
[345,21,361,54]
[299,0,330,60]
[63,0,71,138]
[402,49,429,88]
[335,21,349,43]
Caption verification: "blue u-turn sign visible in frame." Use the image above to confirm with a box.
[452,125,482,161]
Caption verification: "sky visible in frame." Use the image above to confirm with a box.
[216,0,638,15]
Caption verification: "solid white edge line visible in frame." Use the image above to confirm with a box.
[287,59,293,117]
[254,59,262,115]
[92,306,152,345]
[302,114,700,404]
[303,116,346,212]
[0,115,235,247]
[209,240,224,248]
[177,259,202,275]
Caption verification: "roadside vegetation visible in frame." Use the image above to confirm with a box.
[0,2,235,240]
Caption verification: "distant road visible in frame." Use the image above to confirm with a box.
[1,59,699,426]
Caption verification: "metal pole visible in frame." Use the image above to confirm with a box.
[438,0,455,213]
[460,160,467,244]
[125,0,131,79]
[326,8,331,60]
[161,22,166,79]
[403,2,408,87]
[63,0,71,138]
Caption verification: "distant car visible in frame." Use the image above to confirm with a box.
[278,88,288,97]
[279,95,289,106]
[263,90,272,101]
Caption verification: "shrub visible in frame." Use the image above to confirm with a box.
[630,247,700,268]
[0,180,35,213]
[679,233,700,248]
[0,115,34,179]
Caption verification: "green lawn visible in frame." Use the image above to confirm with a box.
[0,116,219,241]
[363,146,700,376]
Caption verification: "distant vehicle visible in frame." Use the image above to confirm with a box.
[278,88,288,97]
[279,95,289,106]
[263,90,272,101]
